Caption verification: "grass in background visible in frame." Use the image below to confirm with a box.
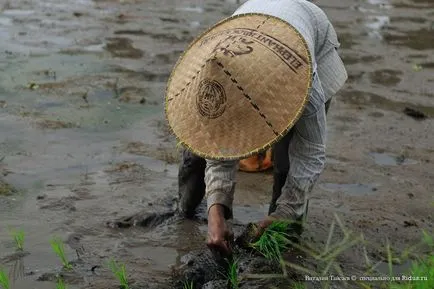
[9,228,25,251]
[108,258,130,289]
[50,237,73,270]
[0,268,10,289]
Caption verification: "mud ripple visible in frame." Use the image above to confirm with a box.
[104,161,151,185]
[341,54,382,65]
[107,210,176,229]
[114,29,146,36]
[120,142,180,164]
[39,196,78,211]
[35,119,78,130]
[419,62,434,69]
[339,90,434,117]
[369,69,402,86]
[383,29,434,50]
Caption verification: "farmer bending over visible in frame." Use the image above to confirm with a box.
[165,0,347,256]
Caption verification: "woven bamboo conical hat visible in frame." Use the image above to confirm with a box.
[165,13,312,160]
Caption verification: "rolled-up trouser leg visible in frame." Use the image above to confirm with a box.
[268,129,294,216]
[178,149,206,218]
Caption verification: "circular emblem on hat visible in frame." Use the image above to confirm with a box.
[196,79,227,119]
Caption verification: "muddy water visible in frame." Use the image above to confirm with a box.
[0,0,433,288]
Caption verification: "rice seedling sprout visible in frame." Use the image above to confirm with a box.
[56,277,67,289]
[9,228,25,251]
[50,236,73,270]
[0,268,10,289]
[108,258,130,289]
[227,258,240,289]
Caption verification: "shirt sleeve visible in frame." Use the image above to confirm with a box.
[204,159,239,218]
[271,73,327,219]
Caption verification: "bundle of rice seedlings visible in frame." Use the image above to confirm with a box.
[250,221,294,262]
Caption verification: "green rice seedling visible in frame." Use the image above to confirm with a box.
[50,237,73,270]
[108,258,130,289]
[250,220,293,262]
[216,257,240,289]
[56,277,67,289]
[182,280,194,289]
[292,282,306,289]
[227,258,240,289]
[0,268,10,289]
[9,228,25,251]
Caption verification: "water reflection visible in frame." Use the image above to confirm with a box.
[366,0,392,9]
[365,15,390,40]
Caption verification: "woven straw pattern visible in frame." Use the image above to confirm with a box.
[165,13,312,160]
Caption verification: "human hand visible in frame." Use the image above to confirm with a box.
[254,216,278,240]
[207,205,233,258]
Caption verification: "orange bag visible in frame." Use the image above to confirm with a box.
[239,149,273,172]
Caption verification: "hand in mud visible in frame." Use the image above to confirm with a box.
[207,205,233,258]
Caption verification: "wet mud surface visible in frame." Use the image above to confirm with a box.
[0,0,433,288]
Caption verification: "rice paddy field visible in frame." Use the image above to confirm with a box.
[0,0,433,288]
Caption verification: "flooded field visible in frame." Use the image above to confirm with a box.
[0,0,433,288]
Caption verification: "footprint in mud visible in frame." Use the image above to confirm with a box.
[105,37,144,59]
[369,69,402,86]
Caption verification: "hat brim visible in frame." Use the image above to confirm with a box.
[165,13,312,161]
